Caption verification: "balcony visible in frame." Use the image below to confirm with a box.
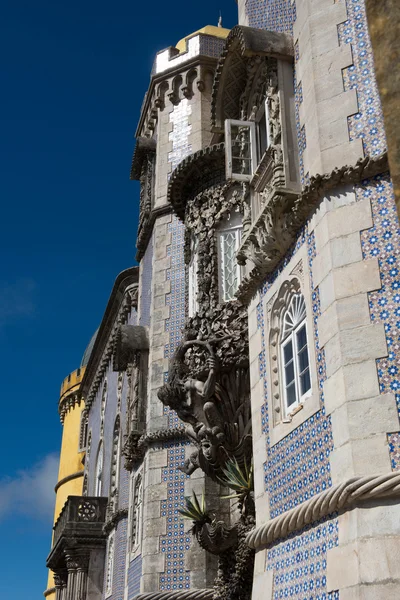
[47,496,108,571]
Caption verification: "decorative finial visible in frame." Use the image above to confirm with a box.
[218,11,223,28]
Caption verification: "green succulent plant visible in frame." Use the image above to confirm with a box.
[219,458,254,512]
[178,492,211,534]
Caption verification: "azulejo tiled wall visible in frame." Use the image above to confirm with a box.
[245,0,295,33]
[159,441,191,591]
[267,516,339,600]
[338,0,386,157]
[358,174,400,470]
[127,555,142,598]
[255,220,338,597]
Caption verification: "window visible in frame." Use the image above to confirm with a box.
[217,213,242,302]
[95,442,104,496]
[188,237,198,317]
[79,410,89,452]
[110,418,121,501]
[131,470,143,551]
[105,531,115,596]
[280,293,311,415]
[225,119,257,181]
[256,98,271,160]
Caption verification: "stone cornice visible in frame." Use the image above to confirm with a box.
[246,471,400,550]
[54,470,84,493]
[134,590,213,600]
[236,152,389,305]
[136,204,171,261]
[167,143,226,220]
[130,136,156,181]
[103,508,128,535]
[81,268,139,410]
[135,54,219,138]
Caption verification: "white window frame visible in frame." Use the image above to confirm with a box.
[225,119,257,181]
[217,213,242,303]
[130,467,144,556]
[280,296,311,417]
[188,237,198,318]
[105,530,115,597]
[95,441,104,497]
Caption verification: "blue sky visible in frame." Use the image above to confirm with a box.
[0,1,237,596]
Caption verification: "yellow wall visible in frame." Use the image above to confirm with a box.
[44,368,86,598]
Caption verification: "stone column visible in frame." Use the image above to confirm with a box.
[65,550,89,600]
[53,570,67,600]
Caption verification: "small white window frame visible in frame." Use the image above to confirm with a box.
[130,466,144,558]
[225,119,257,181]
[281,318,311,416]
[188,237,199,318]
[95,441,104,497]
[217,214,242,303]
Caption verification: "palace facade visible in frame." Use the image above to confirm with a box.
[44,2,400,600]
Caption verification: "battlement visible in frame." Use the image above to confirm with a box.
[153,27,229,75]
[59,367,86,401]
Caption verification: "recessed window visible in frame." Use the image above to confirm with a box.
[217,213,242,302]
[79,410,89,452]
[188,237,198,317]
[95,441,104,497]
[225,119,257,181]
[280,293,311,415]
[256,98,271,160]
[131,470,143,552]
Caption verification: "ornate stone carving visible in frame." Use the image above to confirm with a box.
[122,427,187,472]
[158,178,252,482]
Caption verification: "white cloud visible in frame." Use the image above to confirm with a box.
[0,453,59,523]
[0,278,36,326]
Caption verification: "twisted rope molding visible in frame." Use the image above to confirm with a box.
[133,589,213,600]
[246,471,400,550]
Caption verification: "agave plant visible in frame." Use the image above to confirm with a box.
[178,492,212,535]
[219,458,254,514]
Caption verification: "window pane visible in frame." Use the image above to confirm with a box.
[283,341,293,364]
[296,324,307,350]
[286,382,296,407]
[285,360,295,384]
[300,368,311,395]
[258,110,267,158]
[231,124,252,176]
[221,230,239,301]
[298,346,309,373]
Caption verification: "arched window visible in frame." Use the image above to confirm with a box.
[95,442,104,497]
[280,293,311,415]
[217,212,242,302]
[79,410,89,452]
[110,417,121,501]
[131,470,143,551]
[101,380,108,421]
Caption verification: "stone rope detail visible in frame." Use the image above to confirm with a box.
[246,471,400,549]
[133,589,213,600]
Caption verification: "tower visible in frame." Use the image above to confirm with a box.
[43,334,96,599]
